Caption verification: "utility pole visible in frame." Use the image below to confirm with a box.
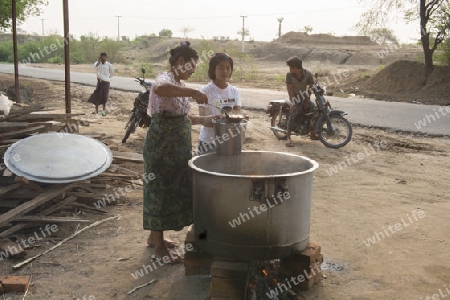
[41,18,45,41]
[240,15,247,52]
[12,0,21,103]
[115,15,122,41]
[277,17,284,38]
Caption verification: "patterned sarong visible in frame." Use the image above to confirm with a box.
[88,80,110,106]
[143,114,193,231]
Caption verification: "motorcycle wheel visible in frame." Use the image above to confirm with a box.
[270,109,288,140]
[122,115,139,143]
[317,114,352,148]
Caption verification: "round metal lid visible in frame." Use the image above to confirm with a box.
[4,133,113,183]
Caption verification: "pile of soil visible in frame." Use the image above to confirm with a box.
[343,60,450,105]
[249,32,419,65]
[275,31,377,46]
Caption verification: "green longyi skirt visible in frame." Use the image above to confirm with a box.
[143,114,193,231]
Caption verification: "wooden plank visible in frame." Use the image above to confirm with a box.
[0,176,16,186]
[15,176,46,192]
[0,122,29,132]
[37,195,78,216]
[69,201,107,214]
[111,151,143,162]
[98,172,138,179]
[0,199,23,208]
[0,144,9,157]
[109,164,140,177]
[0,138,20,145]
[14,216,91,223]
[5,104,46,120]
[0,196,77,238]
[12,113,85,122]
[0,125,46,139]
[0,183,79,229]
[0,183,20,198]
[0,188,39,199]
[65,191,103,199]
[0,223,29,238]
[80,183,108,193]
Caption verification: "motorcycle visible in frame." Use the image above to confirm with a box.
[122,68,152,143]
[267,73,352,148]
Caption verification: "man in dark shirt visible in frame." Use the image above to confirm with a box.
[285,56,315,147]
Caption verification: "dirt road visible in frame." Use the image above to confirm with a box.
[1,75,449,300]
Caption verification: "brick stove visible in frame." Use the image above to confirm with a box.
[184,225,323,300]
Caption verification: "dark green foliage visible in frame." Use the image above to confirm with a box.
[0,0,47,30]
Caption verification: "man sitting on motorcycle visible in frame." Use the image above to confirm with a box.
[285,56,316,147]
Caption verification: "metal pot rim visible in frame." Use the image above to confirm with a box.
[188,150,319,178]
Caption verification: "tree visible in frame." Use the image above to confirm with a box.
[355,0,450,80]
[368,28,400,45]
[180,26,194,38]
[237,28,250,39]
[0,0,48,30]
[159,28,173,38]
[303,25,313,34]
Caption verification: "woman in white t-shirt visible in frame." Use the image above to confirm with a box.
[197,53,241,154]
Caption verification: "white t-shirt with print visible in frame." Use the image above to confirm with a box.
[199,82,241,143]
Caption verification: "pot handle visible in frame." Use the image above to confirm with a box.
[250,178,289,203]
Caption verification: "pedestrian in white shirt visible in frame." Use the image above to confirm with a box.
[88,52,114,116]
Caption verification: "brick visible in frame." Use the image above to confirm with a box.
[184,250,214,259]
[184,266,201,276]
[200,267,211,275]
[0,276,30,292]
[211,260,249,279]
[297,272,315,291]
[308,241,321,254]
[317,254,324,264]
[281,242,322,270]
[209,285,246,298]
[314,271,322,284]
[281,259,311,272]
[211,277,246,290]
[184,257,214,267]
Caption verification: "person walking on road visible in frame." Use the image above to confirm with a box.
[88,52,114,116]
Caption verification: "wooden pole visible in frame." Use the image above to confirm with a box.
[12,0,21,103]
[63,0,71,113]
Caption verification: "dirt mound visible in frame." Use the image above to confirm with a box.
[248,31,414,65]
[275,31,377,46]
[350,60,450,105]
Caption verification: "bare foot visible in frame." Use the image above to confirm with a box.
[147,234,178,249]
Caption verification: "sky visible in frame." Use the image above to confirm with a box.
[14,0,420,44]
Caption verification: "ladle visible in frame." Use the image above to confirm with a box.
[205,103,244,123]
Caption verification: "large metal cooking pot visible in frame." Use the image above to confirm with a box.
[188,151,319,260]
